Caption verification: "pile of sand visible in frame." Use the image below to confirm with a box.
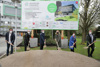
[0,50,100,67]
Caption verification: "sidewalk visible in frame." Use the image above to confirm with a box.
[0,36,23,56]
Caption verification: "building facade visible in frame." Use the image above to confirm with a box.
[58,4,76,15]
[0,0,27,36]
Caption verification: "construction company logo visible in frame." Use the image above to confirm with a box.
[47,3,57,13]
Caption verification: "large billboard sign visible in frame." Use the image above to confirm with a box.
[22,1,79,30]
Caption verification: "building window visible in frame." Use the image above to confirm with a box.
[5,21,8,24]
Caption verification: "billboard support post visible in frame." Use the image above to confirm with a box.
[14,1,17,52]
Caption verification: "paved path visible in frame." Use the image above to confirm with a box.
[0,50,100,67]
[0,36,23,56]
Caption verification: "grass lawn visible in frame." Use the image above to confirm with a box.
[55,16,78,21]
[17,38,100,60]
[63,38,100,60]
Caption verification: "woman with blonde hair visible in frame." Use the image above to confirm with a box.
[55,30,61,50]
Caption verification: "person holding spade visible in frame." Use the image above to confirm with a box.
[69,33,76,52]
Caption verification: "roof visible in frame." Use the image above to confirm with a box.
[62,4,76,9]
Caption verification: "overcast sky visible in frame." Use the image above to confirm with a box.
[3,0,12,2]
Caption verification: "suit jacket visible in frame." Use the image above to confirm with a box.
[55,33,61,47]
[5,32,15,44]
[40,33,45,44]
[24,33,30,45]
[86,34,96,46]
[74,38,76,48]
[55,33,61,43]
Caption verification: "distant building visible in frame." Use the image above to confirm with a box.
[0,0,27,36]
[58,4,76,15]
[56,1,61,12]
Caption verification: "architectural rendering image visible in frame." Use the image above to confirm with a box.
[55,1,78,21]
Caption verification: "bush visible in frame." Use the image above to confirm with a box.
[46,38,56,46]
[70,16,74,19]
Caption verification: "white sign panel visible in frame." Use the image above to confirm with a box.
[22,1,79,30]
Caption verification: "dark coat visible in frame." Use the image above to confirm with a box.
[86,34,96,46]
[55,33,61,47]
[24,33,30,45]
[40,33,45,45]
[74,38,76,48]
[5,32,15,44]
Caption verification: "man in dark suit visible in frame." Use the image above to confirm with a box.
[40,30,45,50]
[24,30,30,51]
[87,30,96,57]
[5,28,15,56]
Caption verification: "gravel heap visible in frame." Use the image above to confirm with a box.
[0,50,100,67]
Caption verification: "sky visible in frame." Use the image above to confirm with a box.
[3,0,12,2]
[61,1,78,9]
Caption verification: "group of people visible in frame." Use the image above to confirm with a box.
[69,30,96,57]
[5,28,96,57]
[24,30,46,50]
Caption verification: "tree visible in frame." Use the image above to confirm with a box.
[67,30,70,41]
[79,0,100,44]
[73,9,78,15]
[11,0,21,3]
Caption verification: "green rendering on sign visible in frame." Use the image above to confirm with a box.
[47,3,57,13]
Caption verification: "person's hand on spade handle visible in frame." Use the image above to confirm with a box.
[7,41,13,46]
[84,41,95,49]
[88,41,96,47]
[73,43,75,45]
[94,41,96,43]
[44,39,46,48]
[5,40,8,43]
[44,39,46,44]
[10,43,13,46]
[44,42,46,48]
[44,42,46,45]
[88,44,91,47]
[8,42,10,44]
[75,42,76,44]
[6,40,10,44]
